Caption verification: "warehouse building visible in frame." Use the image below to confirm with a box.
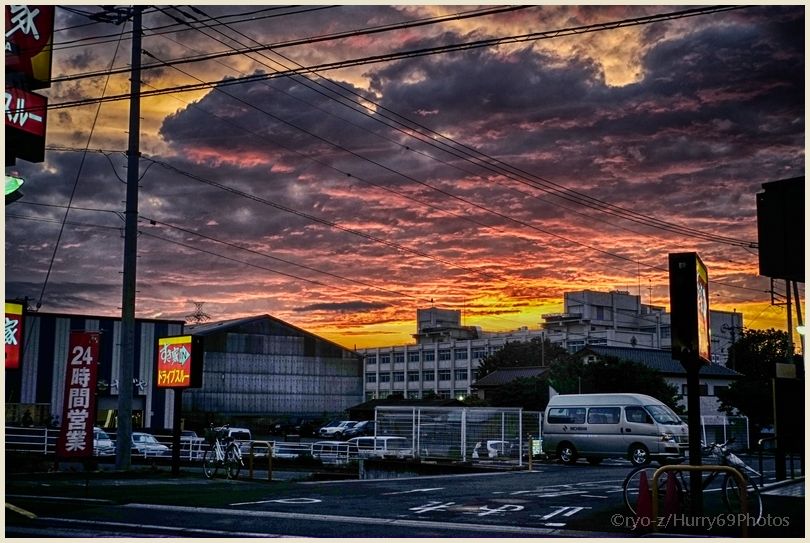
[183,315,363,429]
[6,310,362,431]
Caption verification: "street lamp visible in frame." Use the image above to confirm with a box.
[5,174,24,204]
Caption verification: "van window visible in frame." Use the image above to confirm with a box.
[587,407,620,424]
[546,407,586,424]
[646,404,682,424]
[625,406,653,424]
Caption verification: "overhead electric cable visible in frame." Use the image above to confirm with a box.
[182,5,757,254]
[47,5,747,107]
[34,22,127,311]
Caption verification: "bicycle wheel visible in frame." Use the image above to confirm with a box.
[203,448,219,479]
[722,474,763,522]
[623,467,675,516]
[225,445,242,480]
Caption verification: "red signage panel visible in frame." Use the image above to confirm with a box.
[5,86,47,137]
[5,302,24,369]
[5,5,55,89]
[157,335,203,388]
[57,332,100,458]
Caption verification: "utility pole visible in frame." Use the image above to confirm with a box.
[116,5,142,470]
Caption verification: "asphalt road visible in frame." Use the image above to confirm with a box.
[6,457,803,538]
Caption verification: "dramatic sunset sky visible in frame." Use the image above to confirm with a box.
[5,5,805,349]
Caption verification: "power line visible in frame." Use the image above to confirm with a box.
[46,5,749,110]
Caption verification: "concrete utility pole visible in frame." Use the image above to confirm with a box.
[116,5,142,470]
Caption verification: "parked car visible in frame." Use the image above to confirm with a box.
[131,432,170,457]
[472,440,518,459]
[270,418,319,437]
[318,420,357,439]
[214,426,253,455]
[310,440,358,465]
[348,436,413,459]
[93,427,115,456]
[343,420,374,439]
[272,442,312,459]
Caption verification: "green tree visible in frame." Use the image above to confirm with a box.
[476,337,572,379]
[716,328,801,435]
[485,376,549,411]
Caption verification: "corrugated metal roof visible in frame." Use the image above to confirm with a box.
[579,346,741,377]
[186,314,358,355]
[474,365,549,387]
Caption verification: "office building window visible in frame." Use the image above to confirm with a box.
[454,348,468,360]
[422,370,435,381]
[365,373,377,383]
[393,372,405,382]
[438,349,452,361]
[471,348,487,359]
[438,369,451,381]
[407,391,420,399]
[437,390,452,399]
[365,355,376,365]
[407,371,420,382]
[379,354,391,364]
[394,353,405,364]
[379,374,391,383]
[454,369,468,381]
[423,351,436,362]
[408,352,420,363]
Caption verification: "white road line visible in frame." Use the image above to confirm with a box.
[383,487,444,495]
[6,494,114,504]
[36,517,293,537]
[125,503,566,535]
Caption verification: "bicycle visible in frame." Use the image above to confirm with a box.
[622,438,763,521]
[202,424,244,479]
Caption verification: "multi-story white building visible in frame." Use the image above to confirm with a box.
[542,290,742,366]
[358,308,545,401]
[359,293,743,400]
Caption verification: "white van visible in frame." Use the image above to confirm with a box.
[541,393,687,466]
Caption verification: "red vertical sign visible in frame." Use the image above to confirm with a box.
[57,332,100,458]
[5,302,24,369]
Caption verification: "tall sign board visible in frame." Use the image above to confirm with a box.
[56,331,100,458]
[5,4,54,165]
[668,252,710,515]
[5,301,24,369]
[669,252,711,365]
[156,335,204,389]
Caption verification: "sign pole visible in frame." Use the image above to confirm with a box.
[668,252,711,517]
[171,388,182,476]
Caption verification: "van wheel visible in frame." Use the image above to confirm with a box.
[629,444,650,466]
[558,443,578,465]
[586,457,602,466]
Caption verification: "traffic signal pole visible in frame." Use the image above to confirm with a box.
[116,5,142,470]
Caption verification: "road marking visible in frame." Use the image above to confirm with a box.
[473,504,524,517]
[232,497,322,506]
[382,487,444,495]
[408,501,456,514]
[35,517,291,537]
[125,503,568,535]
[6,502,37,519]
[537,506,591,520]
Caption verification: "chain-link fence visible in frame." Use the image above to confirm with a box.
[375,406,541,466]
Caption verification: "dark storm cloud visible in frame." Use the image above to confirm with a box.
[295,301,390,313]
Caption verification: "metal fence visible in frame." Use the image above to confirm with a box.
[375,406,542,466]
[700,415,750,450]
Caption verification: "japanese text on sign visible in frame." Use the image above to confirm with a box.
[57,332,99,458]
[157,336,193,388]
[5,302,23,369]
